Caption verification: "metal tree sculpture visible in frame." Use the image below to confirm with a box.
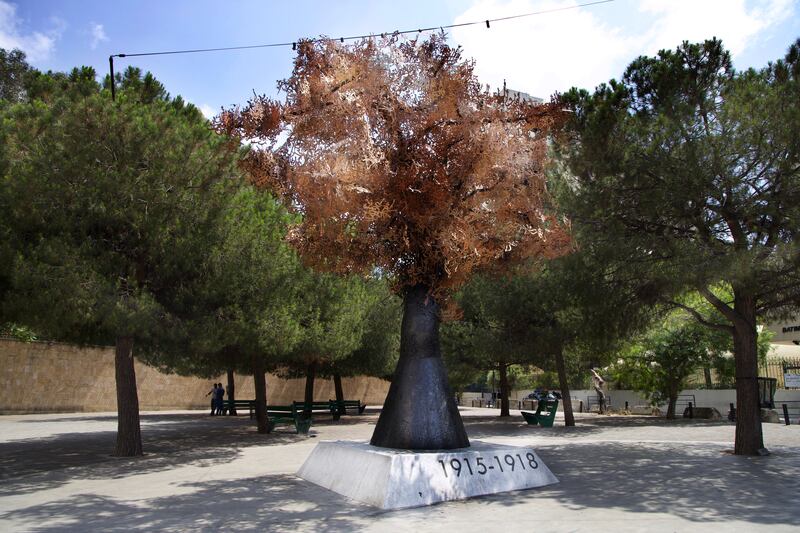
[217,34,570,449]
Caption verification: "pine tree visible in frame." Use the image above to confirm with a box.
[554,38,800,454]
[0,67,239,455]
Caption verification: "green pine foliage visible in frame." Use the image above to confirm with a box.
[329,279,401,380]
[143,185,303,378]
[554,37,800,323]
[276,271,378,377]
[0,67,240,349]
[0,48,34,103]
[553,37,800,453]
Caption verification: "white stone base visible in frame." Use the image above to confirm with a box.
[296,440,558,509]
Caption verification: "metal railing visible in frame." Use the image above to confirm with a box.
[780,401,800,425]
[468,398,526,409]
[758,358,800,389]
[676,394,696,416]
[586,395,611,411]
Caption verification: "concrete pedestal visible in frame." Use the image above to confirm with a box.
[297,440,558,509]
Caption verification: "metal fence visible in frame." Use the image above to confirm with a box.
[685,357,800,389]
[759,358,800,389]
[675,394,696,414]
[586,395,611,411]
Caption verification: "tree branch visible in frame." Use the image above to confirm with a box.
[667,300,733,333]
[698,286,739,324]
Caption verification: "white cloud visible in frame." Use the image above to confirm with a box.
[90,22,108,50]
[0,1,61,62]
[199,104,216,120]
[451,0,793,98]
[452,0,635,99]
[637,0,793,57]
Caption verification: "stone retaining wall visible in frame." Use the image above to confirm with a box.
[0,338,390,414]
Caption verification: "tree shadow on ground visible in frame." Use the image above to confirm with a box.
[2,474,373,532]
[466,414,737,439]
[3,441,798,531]
[465,440,800,525]
[582,415,733,428]
[0,413,308,497]
[462,414,606,440]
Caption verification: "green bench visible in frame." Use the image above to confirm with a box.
[221,401,312,434]
[521,399,559,428]
[222,399,256,418]
[293,400,338,419]
[267,404,312,434]
[332,399,367,415]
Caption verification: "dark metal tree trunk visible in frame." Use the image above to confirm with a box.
[303,360,317,419]
[498,362,510,417]
[554,343,575,427]
[732,291,764,455]
[226,368,236,416]
[252,356,269,433]
[371,285,470,450]
[114,336,142,456]
[333,372,345,417]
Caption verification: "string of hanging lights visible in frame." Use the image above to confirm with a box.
[109,0,615,99]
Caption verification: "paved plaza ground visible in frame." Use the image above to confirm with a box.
[1,407,798,532]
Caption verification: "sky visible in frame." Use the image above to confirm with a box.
[2,0,798,117]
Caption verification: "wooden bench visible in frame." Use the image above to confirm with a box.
[267,404,312,434]
[332,399,367,415]
[222,399,256,418]
[293,401,338,419]
[521,399,559,428]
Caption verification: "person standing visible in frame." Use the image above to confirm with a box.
[590,369,606,414]
[214,382,225,415]
[206,383,218,416]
